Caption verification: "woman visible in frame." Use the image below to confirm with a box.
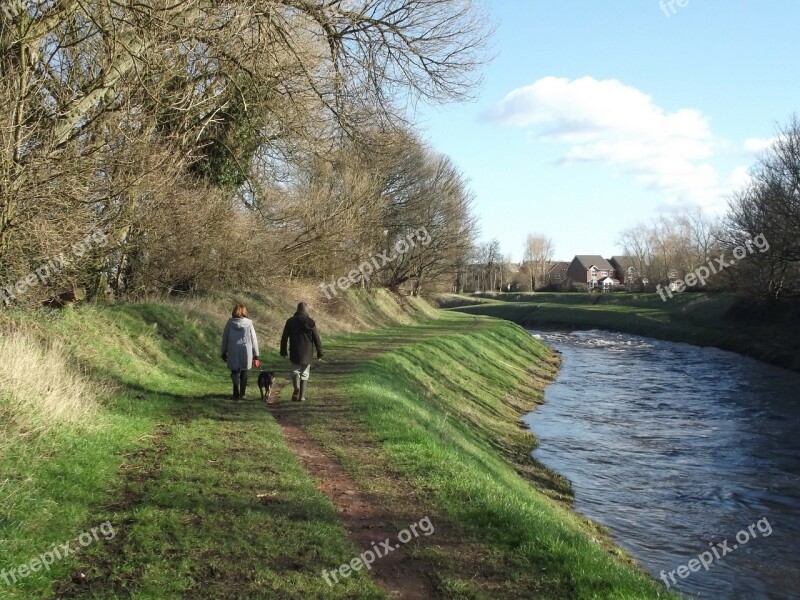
[221,303,260,399]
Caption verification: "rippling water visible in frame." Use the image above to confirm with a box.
[524,329,800,599]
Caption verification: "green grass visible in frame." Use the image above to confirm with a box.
[0,289,425,599]
[1,290,675,598]
[440,292,800,371]
[305,314,673,599]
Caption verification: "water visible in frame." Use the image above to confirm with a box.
[524,329,800,599]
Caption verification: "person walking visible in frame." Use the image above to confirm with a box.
[221,303,260,399]
[280,302,323,402]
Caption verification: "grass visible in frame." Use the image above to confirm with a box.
[0,330,103,444]
[1,288,674,598]
[0,288,427,599]
[439,291,800,371]
[303,313,672,599]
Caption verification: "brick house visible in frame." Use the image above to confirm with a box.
[567,255,617,289]
[609,256,640,286]
[545,261,570,285]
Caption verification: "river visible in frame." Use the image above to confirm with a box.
[524,329,800,599]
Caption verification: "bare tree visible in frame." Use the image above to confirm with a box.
[0,0,493,301]
[382,152,477,294]
[618,224,654,284]
[523,234,554,291]
[725,115,800,299]
[618,210,722,290]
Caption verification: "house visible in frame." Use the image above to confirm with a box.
[567,255,616,289]
[545,261,570,285]
[608,256,638,285]
[599,276,622,291]
[505,262,522,276]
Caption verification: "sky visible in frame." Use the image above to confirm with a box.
[414,0,800,261]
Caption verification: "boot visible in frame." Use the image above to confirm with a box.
[291,374,300,402]
[240,370,248,399]
[231,370,240,400]
[298,379,307,402]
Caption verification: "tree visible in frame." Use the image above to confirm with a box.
[381,152,478,294]
[0,0,493,301]
[725,116,800,299]
[618,210,722,289]
[265,128,477,296]
[523,234,554,291]
[618,224,655,284]
[484,239,501,291]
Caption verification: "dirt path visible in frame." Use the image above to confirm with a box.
[260,322,475,598]
[267,376,441,599]
[49,322,462,599]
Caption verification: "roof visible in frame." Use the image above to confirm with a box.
[609,256,635,270]
[572,255,614,271]
[546,261,570,274]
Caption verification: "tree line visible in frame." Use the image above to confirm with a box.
[0,0,490,305]
[463,117,800,301]
[619,117,800,300]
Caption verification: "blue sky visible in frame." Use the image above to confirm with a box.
[414,0,799,261]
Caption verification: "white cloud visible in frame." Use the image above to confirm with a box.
[728,165,752,188]
[743,136,776,153]
[489,76,741,210]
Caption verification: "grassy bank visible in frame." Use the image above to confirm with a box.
[309,315,671,598]
[439,291,800,372]
[1,288,672,598]
[0,287,432,599]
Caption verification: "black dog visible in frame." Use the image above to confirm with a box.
[257,371,276,403]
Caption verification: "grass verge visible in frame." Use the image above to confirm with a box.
[302,313,675,599]
[439,292,800,371]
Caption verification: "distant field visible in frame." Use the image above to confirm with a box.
[438,291,800,372]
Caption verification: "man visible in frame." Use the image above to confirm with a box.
[280,302,324,402]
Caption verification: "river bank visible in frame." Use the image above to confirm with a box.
[525,328,800,599]
[438,292,800,372]
[0,289,673,598]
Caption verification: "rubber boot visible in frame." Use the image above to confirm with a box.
[291,374,301,402]
[298,379,307,402]
[232,384,240,400]
[240,370,248,399]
